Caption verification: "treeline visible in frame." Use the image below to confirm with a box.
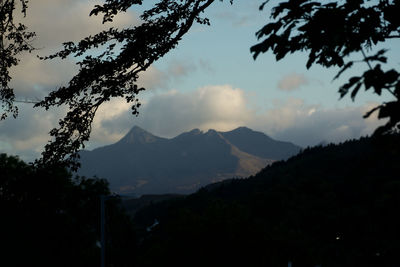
[132,135,400,267]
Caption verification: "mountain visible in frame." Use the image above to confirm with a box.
[78,126,301,195]
[220,126,300,160]
[117,125,165,144]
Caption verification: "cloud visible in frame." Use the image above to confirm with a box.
[166,60,197,78]
[215,11,252,27]
[11,0,202,97]
[249,99,385,147]
[132,92,385,148]
[10,0,140,99]
[21,0,139,48]
[93,86,385,149]
[213,0,261,27]
[10,55,78,99]
[0,104,65,162]
[133,85,253,137]
[278,73,309,91]
[137,59,199,91]
[90,98,133,146]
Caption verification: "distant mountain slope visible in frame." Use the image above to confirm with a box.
[78,126,300,195]
[220,126,301,160]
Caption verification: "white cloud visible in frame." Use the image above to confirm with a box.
[134,85,253,137]
[90,97,132,145]
[278,72,309,91]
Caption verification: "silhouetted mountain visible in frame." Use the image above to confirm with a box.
[78,126,301,195]
[117,125,164,145]
[220,126,300,160]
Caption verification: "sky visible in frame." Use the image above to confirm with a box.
[1,0,399,162]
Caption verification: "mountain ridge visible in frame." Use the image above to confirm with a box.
[78,126,301,195]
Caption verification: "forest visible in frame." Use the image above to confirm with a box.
[2,134,400,266]
[130,135,400,267]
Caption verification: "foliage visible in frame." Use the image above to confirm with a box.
[0,154,137,267]
[251,0,400,136]
[0,0,35,120]
[131,135,400,267]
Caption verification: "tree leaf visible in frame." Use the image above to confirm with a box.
[351,82,362,101]
[333,61,353,80]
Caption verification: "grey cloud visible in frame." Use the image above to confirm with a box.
[215,11,252,27]
[213,0,260,27]
[198,59,215,74]
[22,0,139,48]
[11,0,139,100]
[0,104,64,162]
[166,60,197,78]
[278,73,309,91]
[10,57,78,99]
[138,59,209,91]
[249,100,385,147]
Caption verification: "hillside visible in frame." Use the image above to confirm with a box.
[78,126,301,195]
[130,135,400,267]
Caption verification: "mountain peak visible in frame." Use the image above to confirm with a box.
[130,125,147,133]
[188,128,202,135]
[231,126,252,132]
[118,126,162,144]
[206,129,218,135]
[224,126,273,138]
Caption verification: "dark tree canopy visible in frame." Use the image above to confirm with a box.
[0,153,137,267]
[131,135,400,267]
[251,0,400,136]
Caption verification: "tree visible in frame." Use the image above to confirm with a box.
[0,0,35,120]
[251,0,400,136]
[0,0,232,168]
[0,153,137,267]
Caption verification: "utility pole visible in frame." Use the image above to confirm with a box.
[100,195,106,267]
